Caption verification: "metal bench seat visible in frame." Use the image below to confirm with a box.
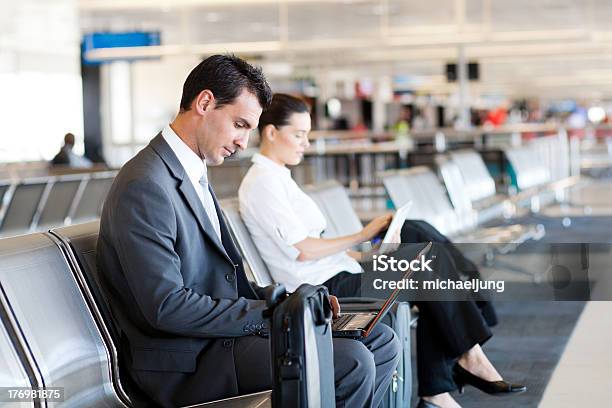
[448,150,509,223]
[380,166,544,244]
[49,222,272,407]
[0,232,124,406]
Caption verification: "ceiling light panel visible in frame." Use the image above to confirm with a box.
[388,0,455,29]
[489,0,588,32]
[287,1,380,41]
[80,8,170,35]
[588,0,612,30]
[189,4,279,44]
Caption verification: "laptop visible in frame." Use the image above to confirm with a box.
[332,241,432,339]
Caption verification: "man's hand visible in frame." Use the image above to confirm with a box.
[328,295,341,319]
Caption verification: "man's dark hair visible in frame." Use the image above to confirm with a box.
[258,93,310,134]
[180,54,272,112]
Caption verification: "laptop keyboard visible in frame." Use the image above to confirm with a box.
[333,313,376,331]
[332,314,355,330]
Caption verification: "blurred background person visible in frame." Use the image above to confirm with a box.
[51,132,93,168]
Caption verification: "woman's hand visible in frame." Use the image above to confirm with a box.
[293,213,393,262]
[360,213,393,242]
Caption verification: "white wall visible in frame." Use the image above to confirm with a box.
[132,56,199,143]
[0,0,83,163]
[100,55,201,167]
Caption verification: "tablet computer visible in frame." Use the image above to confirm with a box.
[380,201,413,245]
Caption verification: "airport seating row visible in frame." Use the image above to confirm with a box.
[526,134,612,217]
[0,143,568,243]
[379,165,545,247]
[379,144,584,237]
[0,171,116,238]
[0,222,272,407]
[0,144,580,407]
[445,149,509,224]
[505,135,587,210]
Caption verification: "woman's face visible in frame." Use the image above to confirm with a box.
[270,111,311,166]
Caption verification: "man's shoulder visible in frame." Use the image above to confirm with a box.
[107,145,178,205]
[101,145,178,228]
[119,144,171,180]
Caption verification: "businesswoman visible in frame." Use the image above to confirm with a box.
[238,94,526,408]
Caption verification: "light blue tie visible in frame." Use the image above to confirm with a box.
[199,176,221,240]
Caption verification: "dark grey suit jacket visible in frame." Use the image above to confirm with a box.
[97,134,268,405]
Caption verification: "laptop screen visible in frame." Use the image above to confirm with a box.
[363,241,433,336]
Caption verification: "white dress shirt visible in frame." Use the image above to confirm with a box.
[162,125,221,240]
[238,153,361,292]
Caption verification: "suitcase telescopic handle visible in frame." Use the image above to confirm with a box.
[310,287,333,325]
[263,284,288,318]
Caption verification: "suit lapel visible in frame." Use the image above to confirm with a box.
[150,133,230,261]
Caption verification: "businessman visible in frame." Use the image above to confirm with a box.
[97,54,400,407]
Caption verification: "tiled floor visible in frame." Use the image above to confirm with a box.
[409,301,586,408]
[539,301,612,407]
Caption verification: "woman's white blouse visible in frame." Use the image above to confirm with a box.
[238,153,362,292]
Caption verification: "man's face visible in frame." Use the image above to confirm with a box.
[195,89,262,166]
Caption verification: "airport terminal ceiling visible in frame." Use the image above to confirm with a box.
[77,0,612,99]
[5,0,612,162]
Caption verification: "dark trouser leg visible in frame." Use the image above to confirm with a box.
[415,305,455,396]
[233,336,273,394]
[234,325,400,408]
[401,220,498,326]
[333,324,401,408]
[322,271,362,298]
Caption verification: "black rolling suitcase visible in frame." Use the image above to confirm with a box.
[265,283,336,408]
[340,298,413,408]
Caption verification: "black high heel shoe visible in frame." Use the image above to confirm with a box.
[416,399,442,408]
[453,363,527,394]
[453,363,527,395]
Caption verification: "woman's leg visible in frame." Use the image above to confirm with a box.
[400,243,492,400]
[401,220,498,327]
[400,219,480,275]
[415,309,462,408]
[414,299,492,397]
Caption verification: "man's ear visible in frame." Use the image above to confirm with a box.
[194,90,215,114]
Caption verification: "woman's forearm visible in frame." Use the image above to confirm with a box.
[347,250,363,262]
[294,233,364,262]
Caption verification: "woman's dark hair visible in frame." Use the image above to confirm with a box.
[258,93,310,134]
[180,54,272,111]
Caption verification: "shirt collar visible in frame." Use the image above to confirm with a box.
[162,124,208,184]
[251,153,291,178]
